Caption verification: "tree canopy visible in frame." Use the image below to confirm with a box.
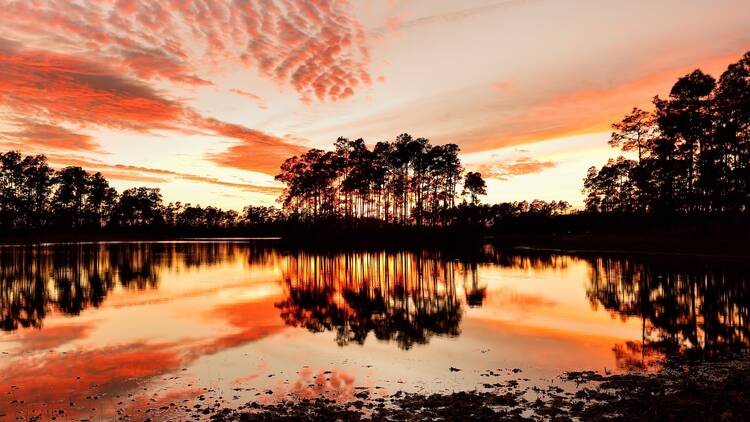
[584,51,750,215]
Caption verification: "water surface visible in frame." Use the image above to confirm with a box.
[1,241,748,419]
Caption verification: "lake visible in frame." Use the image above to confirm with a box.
[1,241,748,420]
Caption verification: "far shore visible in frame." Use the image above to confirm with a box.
[2,227,750,258]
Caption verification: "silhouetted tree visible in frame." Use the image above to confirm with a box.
[111,187,164,227]
[463,171,487,205]
[0,152,55,229]
[53,166,90,228]
[85,172,118,228]
[584,50,750,216]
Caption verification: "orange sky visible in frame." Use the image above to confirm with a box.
[1,0,749,208]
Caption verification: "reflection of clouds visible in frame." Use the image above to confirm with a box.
[191,298,287,357]
[231,361,270,385]
[0,341,184,419]
[10,322,92,353]
[487,287,558,311]
[289,367,357,400]
[2,297,288,420]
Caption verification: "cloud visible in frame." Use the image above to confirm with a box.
[461,50,746,153]
[0,120,101,152]
[203,118,308,176]
[0,0,371,102]
[0,41,306,176]
[491,81,514,93]
[0,44,184,132]
[474,156,556,180]
[230,88,268,109]
[0,0,374,177]
[45,155,284,194]
[373,0,540,34]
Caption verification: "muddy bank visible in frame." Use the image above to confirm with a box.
[203,358,750,421]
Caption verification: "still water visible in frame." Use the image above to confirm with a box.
[0,241,748,419]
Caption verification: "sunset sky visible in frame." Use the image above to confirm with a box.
[1,0,749,209]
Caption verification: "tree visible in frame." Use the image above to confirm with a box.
[714,51,750,212]
[655,70,716,212]
[610,107,656,163]
[85,172,117,227]
[52,166,90,228]
[585,51,750,215]
[0,151,24,229]
[463,172,487,205]
[112,187,164,227]
[583,157,638,213]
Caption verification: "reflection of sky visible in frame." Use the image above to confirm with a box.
[1,246,647,419]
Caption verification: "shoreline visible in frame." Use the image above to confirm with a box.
[190,356,750,421]
[2,231,750,259]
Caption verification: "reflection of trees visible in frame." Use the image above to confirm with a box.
[276,251,475,350]
[0,242,267,331]
[479,245,571,271]
[586,256,750,367]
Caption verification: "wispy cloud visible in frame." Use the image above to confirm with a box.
[473,156,556,180]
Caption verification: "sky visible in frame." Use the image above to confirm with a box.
[1,0,749,209]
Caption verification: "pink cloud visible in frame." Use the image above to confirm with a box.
[0,0,371,101]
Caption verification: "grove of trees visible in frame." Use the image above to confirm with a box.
[275,134,467,226]
[584,51,750,214]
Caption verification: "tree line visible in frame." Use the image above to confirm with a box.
[0,150,246,232]
[1,149,570,234]
[584,51,750,214]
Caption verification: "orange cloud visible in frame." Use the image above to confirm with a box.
[474,156,556,180]
[45,155,283,194]
[461,50,748,153]
[230,88,268,109]
[0,43,183,131]
[491,81,514,93]
[203,118,308,176]
[0,41,305,176]
[1,120,100,152]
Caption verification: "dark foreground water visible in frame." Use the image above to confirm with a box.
[0,241,748,420]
